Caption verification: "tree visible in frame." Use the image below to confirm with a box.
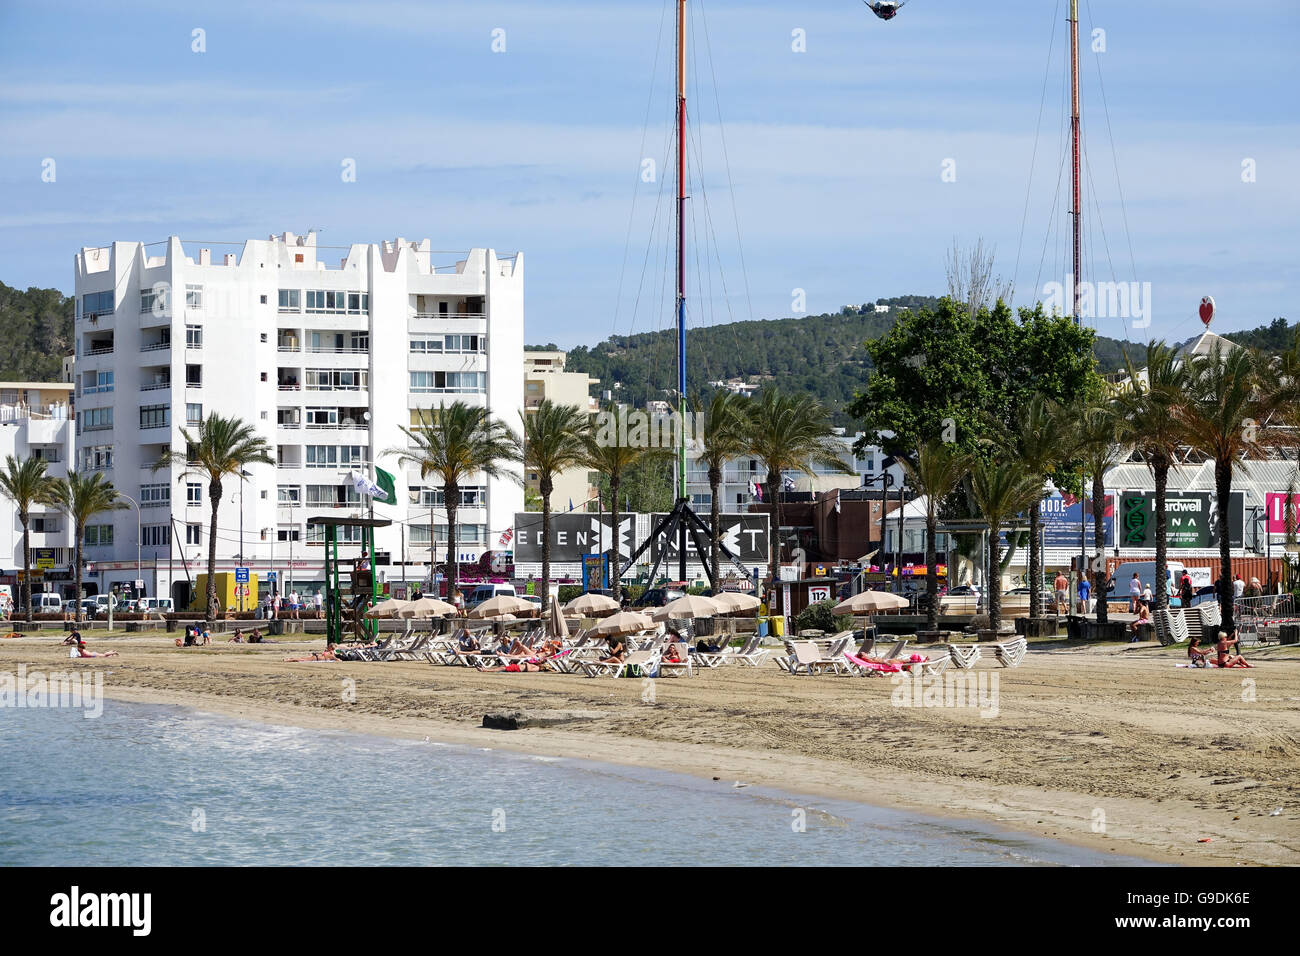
[155,414,273,626]
[1112,341,1189,612]
[386,402,518,602]
[945,237,1013,319]
[1074,395,1131,624]
[744,389,853,594]
[694,392,751,589]
[1175,343,1279,632]
[583,405,667,601]
[47,471,125,623]
[967,458,1045,633]
[0,456,56,622]
[519,400,590,614]
[899,440,969,633]
[992,396,1074,619]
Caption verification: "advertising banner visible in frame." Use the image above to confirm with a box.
[1117,491,1244,549]
[1265,492,1300,534]
[648,512,770,565]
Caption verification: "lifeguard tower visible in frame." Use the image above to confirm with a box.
[307,515,391,646]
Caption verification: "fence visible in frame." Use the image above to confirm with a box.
[1234,593,1296,645]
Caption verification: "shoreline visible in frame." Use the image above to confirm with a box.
[10,633,1298,866]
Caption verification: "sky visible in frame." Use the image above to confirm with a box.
[0,0,1296,350]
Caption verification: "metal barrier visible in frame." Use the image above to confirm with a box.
[1234,594,1296,645]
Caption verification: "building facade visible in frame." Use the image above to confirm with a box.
[523,350,599,512]
[72,232,524,603]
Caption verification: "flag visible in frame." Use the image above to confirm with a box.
[568,498,574,512]
[499,527,514,548]
[375,467,395,503]
[348,470,380,499]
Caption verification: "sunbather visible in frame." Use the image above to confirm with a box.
[599,636,626,664]
[1129,604,1151,641]
[1215,630,1252,668]
[71,639,117,658]
[1187,636,1211,667]
[227,629,244,643]
[282,649,337,662]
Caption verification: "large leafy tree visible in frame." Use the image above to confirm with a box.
[1112,341,1189,612]
[744,389,853,594]
[156,413,273,626]
[520,400,590,613]
[0,456,56,622]
[694,392,751,589]
[966,458,1045,633]
[899,440,969,633]
[47,471,125,623]
[386,402,518,602]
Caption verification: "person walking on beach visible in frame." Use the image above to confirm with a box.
[289,590,300,619]
[1178,571,1193,607]
[314,590,323,619]
[1053,571,1069,616]
[1077,573,1092,614]
[1128,572,1142,613]
[1233,573,1245,601]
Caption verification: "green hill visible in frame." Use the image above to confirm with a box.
[0,281,74,381]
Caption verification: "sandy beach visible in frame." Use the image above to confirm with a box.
[9,631,1299,865]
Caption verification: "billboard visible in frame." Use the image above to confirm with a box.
[512,513,628,564]
[1117,491,1244,549]
[1038,493,1114,548]
[648,512,770,564]
[1265,492,1300,534]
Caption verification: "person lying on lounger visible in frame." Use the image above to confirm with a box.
[662,642,686,663]
[1215,630,1252,668]
[458,632,481,653]
[600,636,626,664]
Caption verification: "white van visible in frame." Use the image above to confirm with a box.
[1109,561,1212,606]
[464,583,517,609]
[35,592,64,613]
[136,597,174,615]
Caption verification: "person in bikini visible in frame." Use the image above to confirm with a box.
[1187,635,1212,668]
[1215,629,1252,668]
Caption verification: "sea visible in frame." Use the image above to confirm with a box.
[0,700,1156,866]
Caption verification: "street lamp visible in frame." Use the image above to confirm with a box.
[237,469,252,610]
[116,492,142,597]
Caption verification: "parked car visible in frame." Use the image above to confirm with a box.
[464,583,518,610]
[34,592,65,614]
[135,597,174,614]
[937,585,982,614]
[64,598,99,618]
[632,587,686,608]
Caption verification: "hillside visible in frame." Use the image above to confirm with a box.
[0,281,74,381]
[550,296,1166,423]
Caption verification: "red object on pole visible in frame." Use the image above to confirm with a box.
[1070,0,1081,324]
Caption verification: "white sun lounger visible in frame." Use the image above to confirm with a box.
[987,636,1028,668]
[657,643,694,678]
[945,643,982,669]
[579,648,661,679]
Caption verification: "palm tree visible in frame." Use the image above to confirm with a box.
[1075,394,1131,624]
[47,471,125,624]
[583,404,666,602]
[1112,341,1189,612]
[993,396,1072,619]
[519,400,589,613]
[155,413,273,626]
[694,392,750,590]
[0,456,56,623]
[967,457,1045,634]
[745,389,854,594]
[1175,343,1278,632]
[386,402,518,604]
[899,440,969,633]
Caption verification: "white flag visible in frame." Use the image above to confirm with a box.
[349,470,382,499]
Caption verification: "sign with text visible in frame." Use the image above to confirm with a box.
[649,513,771,565]
[1117,491,1244,549]
[1266,492,1300,534]
[513,514,618,564]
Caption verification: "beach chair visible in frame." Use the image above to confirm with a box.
[945,643,982,669]
[988,636,1028,668]
[386,631,432,661]
[579,648,661,679]
[873,639,908,661]
[658,642,694,678]
[728,634,771,668]
[911,653,950,678]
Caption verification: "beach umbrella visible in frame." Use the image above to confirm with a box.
[547,598,571,639]
[398,597,457,618]
[651,594,723,622]
[711,592,761,613]
[832,590,910,615]
[591,611,654,637]
[364,598,412,618]
[468,594,537,619]
[564,592,620,617]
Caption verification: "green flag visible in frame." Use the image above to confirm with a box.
[376,467,396,505]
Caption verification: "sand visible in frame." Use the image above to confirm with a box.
[7,631,1299,865]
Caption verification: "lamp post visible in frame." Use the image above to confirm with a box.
[117,492,142,598]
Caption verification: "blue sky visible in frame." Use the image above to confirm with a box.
[0,0,1296,349]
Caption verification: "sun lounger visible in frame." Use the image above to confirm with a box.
[786,638,851,675]
[945,643,982,669]
[728,635,770,667]
[987,636,1028,668]
[579,648,661,678]
[658,642,694,677]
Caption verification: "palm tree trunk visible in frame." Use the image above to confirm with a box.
[20,512,32,624]
[206,488,221,627]
[74,527,83,624]
[766,468,780,605]
[988,525,1002,632]
[610,475,622,603]
[708,465,722,593]
[1154,454,1169,613]
[1093,475,1108,624]
[1216,458,1234,632]
[540,476,553,615]
[1028,506,1041,619]
[445,483,458,604]
[925,510,938,632]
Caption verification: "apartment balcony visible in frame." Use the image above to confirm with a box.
[140,380,171,393]
[411,312,485,321]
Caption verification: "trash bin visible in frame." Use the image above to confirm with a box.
[758,618,770,638]
[268,619,284,636]
[771,615,785,637]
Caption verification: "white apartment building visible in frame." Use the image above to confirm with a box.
[523,350,599,511]
[0,383,76,596]
[73,232,524,603]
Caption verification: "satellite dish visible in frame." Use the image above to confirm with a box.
[1199,296,1216,327]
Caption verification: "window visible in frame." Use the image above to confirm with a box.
[85,370,113,394]
[85,524,114,546]
[305,446,336,468]
[82,445,113,470]
[306,484,361,508]
[30,446,61,464]
[81,407,113,431]
[305,407,337,428]
[139,404,169,429]
[307,523,361,544]
[186,403,203,426]
[277,526,301,542]
[408,524,484,545]
[305,290,354,314]
[413,486,486,507]
[186,325,203,348]
[142,525,168,547]
[185,364,202,387]
[185,284,203,309]
[140,287,166,315]
[260,294,268,305]
[31,516,61,534]
[346,292,370,314]
[408,371,486,393]
[305,369,368,391]
[186,482,202,505]
[260,333,268,343]
[278,289,301,312]
[186,524,202,545]
[409,334,486,354]
[82,290,114,317]
[277,485,301,506]
[140,483,170,507]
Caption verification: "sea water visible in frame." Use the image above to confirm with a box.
[0,701,1155,866]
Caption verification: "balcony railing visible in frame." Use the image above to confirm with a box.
[141,341,171,352]
[412,312,485,321]
[86,346,114,356]
[306,346,369,354]
[140,382,171,392]
[277,421,302,429]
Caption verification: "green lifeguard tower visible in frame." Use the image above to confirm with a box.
[307,515,391,646]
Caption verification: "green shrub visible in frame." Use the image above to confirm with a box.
[556,585,583,604]
[793,599,851,634]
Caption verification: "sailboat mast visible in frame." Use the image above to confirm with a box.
[1069,0,1082,324]
[676,0,688,497]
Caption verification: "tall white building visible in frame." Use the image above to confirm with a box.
[73,232,524,604]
